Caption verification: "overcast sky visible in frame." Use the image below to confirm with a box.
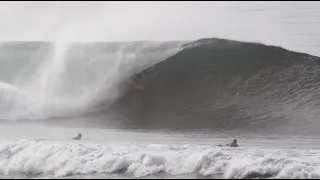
[0,1,295,42]
[0,1,320,55]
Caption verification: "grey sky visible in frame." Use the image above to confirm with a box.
[0,1,320,55]
[0,1,244,41]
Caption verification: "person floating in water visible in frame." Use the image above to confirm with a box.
[228,139,239,147]
[72,133,82,140]
[129,69,150,91]
[217,139,239,147]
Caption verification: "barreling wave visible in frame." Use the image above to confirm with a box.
[1,38,320,133]
[110,38,320,133]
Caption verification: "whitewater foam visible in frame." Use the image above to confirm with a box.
[0,41,182,120]
[0,138,318,178]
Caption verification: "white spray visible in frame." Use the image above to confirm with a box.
[0,2,182,120]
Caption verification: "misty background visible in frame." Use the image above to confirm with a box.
[0,1,319,56]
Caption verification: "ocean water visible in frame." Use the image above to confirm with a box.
[1,1,320,179]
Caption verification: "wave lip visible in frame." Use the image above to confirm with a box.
[0,139,319,178]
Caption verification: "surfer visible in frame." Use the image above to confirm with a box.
[217,139,239,147]
[228,139,239,147]
[129,69,150,90]
[72,133,82,140]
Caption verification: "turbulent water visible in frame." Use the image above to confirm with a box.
[0,41,182,120]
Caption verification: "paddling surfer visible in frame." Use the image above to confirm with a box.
[72,133,82,140]
[217,139,239,147]
[228,139,239,147]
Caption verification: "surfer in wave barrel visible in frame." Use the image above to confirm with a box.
[129,70,150,91]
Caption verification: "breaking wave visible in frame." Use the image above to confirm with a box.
[1,38,320,133]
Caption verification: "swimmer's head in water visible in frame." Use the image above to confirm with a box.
[233,139,237,144]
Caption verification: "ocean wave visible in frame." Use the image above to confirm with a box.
[1,38,320,134]
[111,38,320,133]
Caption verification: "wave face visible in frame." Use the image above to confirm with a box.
[111,38,320,133]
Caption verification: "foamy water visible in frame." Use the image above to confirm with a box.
[0,125,318,179]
